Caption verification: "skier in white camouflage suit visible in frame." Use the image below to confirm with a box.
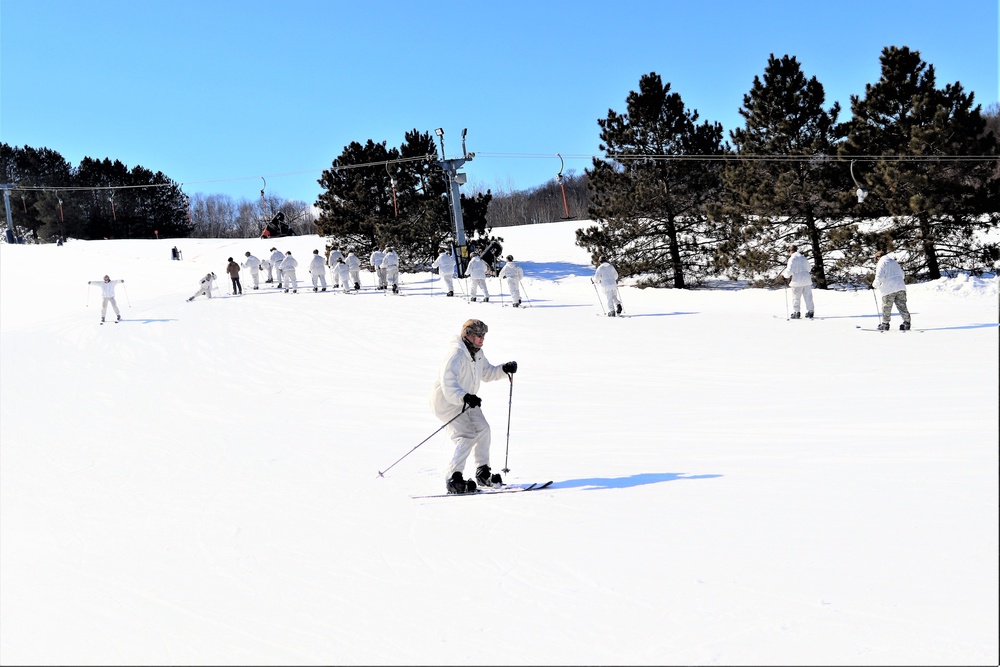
[498,254,524,307]
[781,244,814,319]
[429,319,518,494]
[466,251,491,302]
[593,257,622,317]
[872,249,911,331]
[88,275,124,322]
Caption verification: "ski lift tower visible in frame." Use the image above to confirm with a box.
[434,128,474,278]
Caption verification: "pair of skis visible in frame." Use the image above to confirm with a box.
[411,480,553,499]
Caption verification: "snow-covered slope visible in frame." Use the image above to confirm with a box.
[1,221,997,665]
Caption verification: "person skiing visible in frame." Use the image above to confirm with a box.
[309,249,328,292]
[780,245,814,319]
[593,257,622,316]
[226,257,243,295]
[88,274,124,323]
[381,246,400,293]
[467,251,491,302]
[872,249,911,331]
[243,251,261,290]
[269,247,285,286]
[429,319,518,494]
[370,247,386,289]
[431,245,457,297]
[346,250,362,290]
[498,254,525,307]
[187,272,216,302]
[334,257,351,293]
[327,246,345,288]
[281,251,299,293]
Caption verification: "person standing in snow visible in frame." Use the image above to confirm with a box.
[593,257,622,317]
[187,272,216,302]
[87,275,124,323]
[432,245,457,297]
[467,251,491,302]
[243,252,261,290]
[327,246,345,287]
[269,247,285,287]
[498,254,525,307]
[226,257,243,295]
[346,250,362,291]
[872,249,912,331]
[780,245,814,319]
[370,246,386,290]
[429,319,518,494]
[309,249,328,292]
[334,257,351,292]
[281,251,299,293]
[381,246,400,293]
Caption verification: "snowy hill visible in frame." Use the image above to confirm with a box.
[1,220,997,665]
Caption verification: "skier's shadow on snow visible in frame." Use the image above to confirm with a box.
[551,472,721,491]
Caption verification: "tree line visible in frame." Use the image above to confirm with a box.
[0,144,316,242]
[578,46,1000,288]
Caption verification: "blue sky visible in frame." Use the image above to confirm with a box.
[1,0,997,206]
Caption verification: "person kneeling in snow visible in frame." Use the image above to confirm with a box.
[429,319,518,494]
[187,272,216,301]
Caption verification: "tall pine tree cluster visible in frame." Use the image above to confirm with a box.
[579,47,998,287]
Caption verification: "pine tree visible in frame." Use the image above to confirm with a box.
[720,54,846,288]
[840,46,1000,278]
[579,72,726,288]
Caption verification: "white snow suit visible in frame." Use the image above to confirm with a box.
[243,254,261,288]
[370,250,386,288]
[498,260,524,305]
[429,335,506,480]
[346,253,361,289]
[281,254,299,292]
[88,279,123,319]
[188,274,216,301]
[593,262,621,315]
[467,255,490,300]
[781,251,814,314]
[334,260,351,292]
[309,254,328,291]
[327,250,345,286]
[381,251,400,291]
[432,251,456,295]
[269,249,285,284]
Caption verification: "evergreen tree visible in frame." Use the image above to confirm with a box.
[578,72,726,288]
[0,144,75,240]
[720,54,847,287]
[316,130,493,268]
[839,46,1000,278]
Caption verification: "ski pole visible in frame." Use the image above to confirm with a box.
[614,285,624,315]
[502,373,514,473]
[376,408,467,479]
[783,283,789,320]
[872,287,881,320]
[591,279,604,314]
[519,280,532,307]
[122,282,132,308]
[86,282,91,308]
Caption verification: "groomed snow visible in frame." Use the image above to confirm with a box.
[1,220,997,665]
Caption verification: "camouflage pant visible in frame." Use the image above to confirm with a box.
[881,290,910,323]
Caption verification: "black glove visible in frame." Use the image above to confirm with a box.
[502,361,518,374]
[462,393,482,409]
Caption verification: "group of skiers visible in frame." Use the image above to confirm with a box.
[778,244,911,330]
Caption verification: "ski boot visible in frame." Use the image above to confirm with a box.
[447,472,477,494]
[790,312,801,319]
[447,291,454,297]
[483,296,489,302]
[476,465,503,488]
[355,282,361,290]
[470,297,477,302]
[877,321,890,331]
[804,311,814,319]
[116,314,121,321]
[900,321,911,331]
[616,303,623,315]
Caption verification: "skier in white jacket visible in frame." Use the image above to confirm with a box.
[381,246,400,293]
[281,251,299,293]
[466,252,491,302]
[346,251,362,290]
[593,258,622,316]
[187,272,216,302]
[87,275,124,322]
[429,319,518,494]
[269,248,285,286]
[498,255,525,307]
[334,257,351,292]
[243,252,261,290]
[872,249,911,331]
[309,249,328,292]
[327,247,345,287]
[781,245,814,319]
[370,247,386,289]
[431,246,457,297]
